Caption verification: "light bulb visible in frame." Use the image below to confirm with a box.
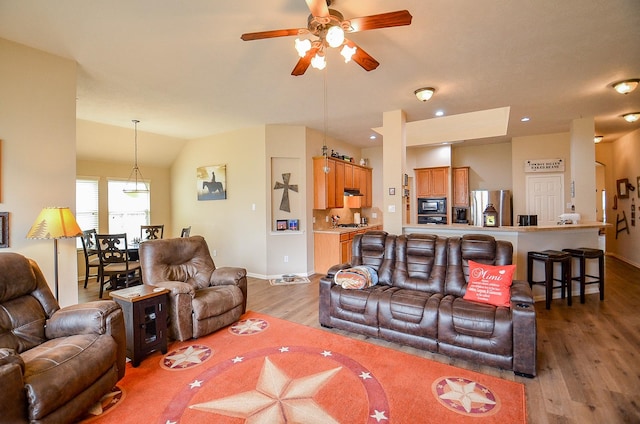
[340,45,357,63]
[326,26,345,48]
[311,53,326,70]
[622,113,639,123]
[294,38,312,57]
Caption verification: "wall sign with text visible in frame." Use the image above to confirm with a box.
[524,158,565,173]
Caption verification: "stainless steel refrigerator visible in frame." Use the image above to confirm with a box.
[469,190,512,227]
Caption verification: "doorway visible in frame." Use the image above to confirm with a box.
[526,174,564,226]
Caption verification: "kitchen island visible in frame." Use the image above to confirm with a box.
[403,222,608,301]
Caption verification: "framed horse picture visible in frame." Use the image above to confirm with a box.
[197,164,227,201]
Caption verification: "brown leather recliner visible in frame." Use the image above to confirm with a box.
[0,252,126,423]
[138,236,247,341]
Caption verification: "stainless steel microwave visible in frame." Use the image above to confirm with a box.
[418,197,446,215]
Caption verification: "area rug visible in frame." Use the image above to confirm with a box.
[80,311,526,423]
[268,276,311,286]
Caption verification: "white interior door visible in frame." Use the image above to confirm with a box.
[526,174,564,226]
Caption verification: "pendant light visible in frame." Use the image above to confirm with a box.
[123,119,149,194]
[322,68,330,174]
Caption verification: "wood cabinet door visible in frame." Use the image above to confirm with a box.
[334,160,345,208]
[344,163,354,188]
[430,167,448,197]
[452,167,469,206]
[364,168,373,207]
[415,169,431,197]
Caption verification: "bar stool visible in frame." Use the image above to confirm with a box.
[527,250,572,310]
[562,248,605,304]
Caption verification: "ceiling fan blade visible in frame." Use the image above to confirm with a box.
[305,0,329,17]
[348,10,413,33]
[291,46,320,76]
[345,39,379,72]
[241,28,305,41]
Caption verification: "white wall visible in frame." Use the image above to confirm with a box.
[0,38,79,306]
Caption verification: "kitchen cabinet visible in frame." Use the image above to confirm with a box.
[452,167,470,207]
[314,157,372,210]
[314,226,383,273]
[415,167,448,198]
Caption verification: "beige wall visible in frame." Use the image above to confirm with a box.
[453,142,512,191]
[0,38,79,306]
[597,128,640,267]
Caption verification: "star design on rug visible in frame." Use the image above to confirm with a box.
[165,345,210,369]
[279,346,289,353]
[231,356,244,363]
[189,380,203,389]
[370,409,388,422]
[230,318,269,335]
[321,350,332,357]
[359,371,372,380]
[438,378,496,413]
[189,356,342,423]
[85,387,122,416]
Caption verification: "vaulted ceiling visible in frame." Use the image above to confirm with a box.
[1,0,639,164]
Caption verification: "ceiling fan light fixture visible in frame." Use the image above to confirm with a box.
[340,44,357,62]
[326,25,345,48]
[311,52,326,70]
[295,38,312,57]
[622,112,640,123]
[414,87,435,102]
[612,79,639,95]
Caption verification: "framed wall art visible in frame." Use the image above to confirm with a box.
[276,220,288,231]
[617,178,629,199]
[197,164,227,201]
[0,212,8,248]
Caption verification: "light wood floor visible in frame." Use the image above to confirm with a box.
[79,256,640,424]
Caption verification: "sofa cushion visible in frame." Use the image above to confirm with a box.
[0,295,47,353]
[438,296,513,356]
[393,234,447,292]
[20,334,117,420]
[378,287,442,338]
[328,284,389,327]
[192,285,244,320]
[463,261,515,307]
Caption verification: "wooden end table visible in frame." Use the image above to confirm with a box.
[110,285,169,367]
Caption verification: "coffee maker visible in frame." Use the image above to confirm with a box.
[454,207,468,224]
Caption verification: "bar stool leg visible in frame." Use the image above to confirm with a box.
[564,258,572,306]
[545,259,553,310]
[598,254,605,301]
[578,256,586,304]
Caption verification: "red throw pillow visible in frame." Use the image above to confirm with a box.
[463,260,516,307]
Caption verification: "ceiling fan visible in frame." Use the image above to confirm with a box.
[240,0,412,76]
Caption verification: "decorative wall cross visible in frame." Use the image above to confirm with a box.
[274,173,298,212]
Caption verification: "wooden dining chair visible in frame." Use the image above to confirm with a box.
[80,229,101,288]
[95,233,142,299]
[141,225,164,241]
[180,226,191,237]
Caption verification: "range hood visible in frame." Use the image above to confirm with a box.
[344,188,362,209]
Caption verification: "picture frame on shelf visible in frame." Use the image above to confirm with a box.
[276,220,288,231]
[0,212,8,248]
[288,219,299,231]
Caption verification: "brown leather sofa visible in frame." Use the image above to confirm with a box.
[139,236,247,341]
[0,252,126,423]
[319,232,537,377]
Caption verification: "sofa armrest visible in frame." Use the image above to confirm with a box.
[45,300,122,338]
[151,280,196,296]
[45,301,127,379]
[510,279,534,306]
[211,267,247,286]
[0,356,27,423]
[212,267,248,313]
[326,263,351,280]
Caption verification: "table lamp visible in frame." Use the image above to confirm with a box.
[26,207,83,299]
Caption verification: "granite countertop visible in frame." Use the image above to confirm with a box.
[313,225,378,234]
[404,222,610,233]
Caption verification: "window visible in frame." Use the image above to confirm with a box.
[108,180,150,241]
[76,178,99,247]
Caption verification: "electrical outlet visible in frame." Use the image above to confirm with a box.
[213,249,217,257]
[313,217,316,224]
[284,255,289,263]
[251,203,256,211]
[372,212,377,219]
[326,215,329,222]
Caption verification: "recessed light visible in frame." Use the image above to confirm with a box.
[369,134,377,140]
[594,136,603,143]
[611,79,639,95]
[520,117,531,122]
[622,112,640,123]
[435,110,444,117]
